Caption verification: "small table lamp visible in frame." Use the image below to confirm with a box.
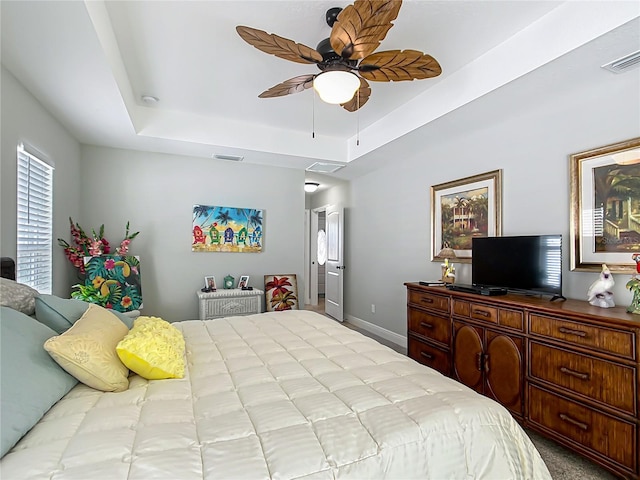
[437,246,457,284]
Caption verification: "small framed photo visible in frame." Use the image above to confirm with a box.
[204,275,217,291]
[238,275,250,289]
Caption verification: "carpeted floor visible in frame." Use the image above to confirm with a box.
[304,300,619,479]
[526,429,618,479]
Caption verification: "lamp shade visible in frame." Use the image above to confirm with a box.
[437,247,457,259]
[313,71,360,104]
[304,182,319,193]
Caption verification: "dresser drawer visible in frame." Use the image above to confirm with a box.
[453,299,524,331]
[529,314,635,360]
[529,342,636,415]
[528,385,637,473]
[408,290,449,313]
[408,337,451,376]
[408,309,450,345]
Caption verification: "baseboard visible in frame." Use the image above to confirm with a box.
[344,314,407,349]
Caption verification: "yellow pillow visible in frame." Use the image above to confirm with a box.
[116,316,185,380]
[44,303,130,392]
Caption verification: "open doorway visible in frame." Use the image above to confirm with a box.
[306,207,326,314]
[305,204,344,321]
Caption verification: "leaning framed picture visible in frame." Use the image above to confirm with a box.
[431,169,502,262]
[570,137,640,273]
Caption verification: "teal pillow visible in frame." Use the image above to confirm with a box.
[0,306,78,457]
[35,294,134,331]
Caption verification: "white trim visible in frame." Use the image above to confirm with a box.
[304,209,311,305]
[344,314,407,349]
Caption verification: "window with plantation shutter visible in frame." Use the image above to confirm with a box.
[16,145,54,294]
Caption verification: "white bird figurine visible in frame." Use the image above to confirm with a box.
[587,263,615,308]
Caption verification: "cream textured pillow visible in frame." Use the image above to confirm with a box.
[44,304,130,392]
[0,277,38,315]
[116,316,185,380]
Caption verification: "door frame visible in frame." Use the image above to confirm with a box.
[306,205,328,307]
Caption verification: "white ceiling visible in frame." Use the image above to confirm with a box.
[2,1,639,187]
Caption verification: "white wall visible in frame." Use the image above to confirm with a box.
[342,59,640,337]
[0,66,82,295]
[79,145,306,321]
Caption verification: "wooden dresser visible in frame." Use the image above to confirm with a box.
[406,283,640,479]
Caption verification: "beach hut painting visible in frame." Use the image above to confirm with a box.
[192,205,263,253]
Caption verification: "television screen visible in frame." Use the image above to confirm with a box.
[472,235,562,297]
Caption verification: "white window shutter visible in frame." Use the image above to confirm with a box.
[16,146,54,294]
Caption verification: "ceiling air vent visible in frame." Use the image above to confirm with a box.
[213,154,244,162]
[306,162,345,173]
[601,50,640,74]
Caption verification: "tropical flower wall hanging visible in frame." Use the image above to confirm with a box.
[57,218,142,311]
[264,274,299,311]
[74,255,143,312]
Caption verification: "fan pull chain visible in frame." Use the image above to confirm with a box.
[312,87,316,139]
[356,89,360,146]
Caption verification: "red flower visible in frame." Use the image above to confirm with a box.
[265,276,293,297]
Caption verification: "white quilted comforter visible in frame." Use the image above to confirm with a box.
[1,310,551,479]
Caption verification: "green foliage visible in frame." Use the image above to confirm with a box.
[72,255,142,312]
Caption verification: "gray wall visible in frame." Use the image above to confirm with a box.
[4,57,640,337]
[1,66,82,295]
[341,55,640,337]
[79,146,306,321]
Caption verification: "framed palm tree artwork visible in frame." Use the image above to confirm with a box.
[192,205,263,253]
[570,137,640,272]
[431,170,502,263]
[264,274,299,311]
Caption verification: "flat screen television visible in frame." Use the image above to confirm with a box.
[472,235,563,299]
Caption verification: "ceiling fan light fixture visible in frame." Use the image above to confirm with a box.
[304,182,320,193]
[313,71,360,105]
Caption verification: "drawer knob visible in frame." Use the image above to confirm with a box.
[419,322,434,329]
[558,326,587,338]
[559,366,590,381]
[559,413,588,431]
[420,351,433,360]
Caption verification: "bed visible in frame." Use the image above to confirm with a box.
[0,267,551,479]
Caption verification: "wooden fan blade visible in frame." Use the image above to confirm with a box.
[341,77,371,112]
[358,49,442,81]
[330,0,402,60]
[236,26,323,64]
[258,75,316,98]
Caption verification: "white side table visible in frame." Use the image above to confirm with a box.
[197,288,264,320]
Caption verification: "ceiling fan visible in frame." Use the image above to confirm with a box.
[236,0,442,112]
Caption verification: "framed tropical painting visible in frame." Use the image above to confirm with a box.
[264,274,299,311]
[431,170,503,262]
[192,205,263,253]
[570,137,640,272]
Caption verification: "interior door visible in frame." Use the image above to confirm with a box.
[325,204,344,321]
